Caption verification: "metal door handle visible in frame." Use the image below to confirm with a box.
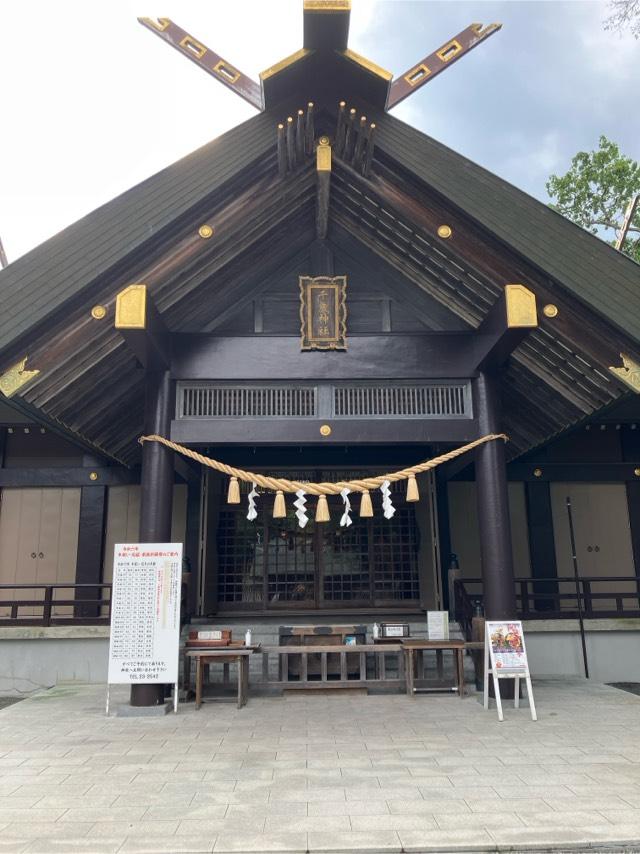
[38,552,44,559]
[31,552,36,559]
[587,546,593,552]
[594,546,600,553]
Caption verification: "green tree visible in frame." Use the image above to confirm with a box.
[546,135,640,263]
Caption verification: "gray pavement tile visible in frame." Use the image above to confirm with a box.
[1,822,94,839]
[467,797,553,813]
[350,814,437,831]
[119,838,215,853]
[112,792,194,807]
[307,831,401,851]
[265,816,351,832]
[89,820,180,837]
[0,844,29,854]
[398,828,495,852]
[387,799,468,815]
[144,803,228,820]
[308,801,389,817]
[435,811,525,829]
[24,841,125,854]
[227,802,307,817]
[60,807,148,822]
[0,808,66,823]
[213,831,307,851]
[598,809,640,825]
[177,818,265,834]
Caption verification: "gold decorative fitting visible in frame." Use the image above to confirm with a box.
[437,225,452,239]
[198,224,214,239]
[405,63,432,86]
[0,357,40,398]
[609,354,640,393]
[340,48,393,81]
[139,17,171,31]
[319,135,330,146]
[115,284,147,329]
[91,305,107,320]
[89,472,99,482]
[533,468,543,478]
[317,142,331,172]
[437,39,463,62]
[505,284,538,328]
[260,48,311,81]
[320,424,332,436]
[543,304,558,318]
[304,0,351,10]
[213,60,240,85]
[634,468,640,477]
[179,35,206,59]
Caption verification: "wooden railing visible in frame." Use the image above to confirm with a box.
[454,575,640,623]
[0,583,112,626]
[257,644,405,690]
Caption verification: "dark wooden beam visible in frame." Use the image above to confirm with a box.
[387,23,502,110]
[171,333,495,381]
[310,240,334,276]
[138,18,263,110]
[171,417,478,446]
[303,0,350,50]
[316,138,331,240]
[476,285,538,369]
[115,285,170,370]
[0,467,137,487]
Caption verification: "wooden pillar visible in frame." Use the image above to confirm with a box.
[74,484,107,619]
[474,372,517,620]
[130,369,175,707]
[525,481,559,612]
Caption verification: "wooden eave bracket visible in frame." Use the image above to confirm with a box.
[474,284,538,370]
[115,284,170,371]
[138,17,263,110]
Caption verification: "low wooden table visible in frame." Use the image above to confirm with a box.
[185,648,253,710]
[402,640,466,698]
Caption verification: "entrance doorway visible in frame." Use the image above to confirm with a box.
[201,467,438,615]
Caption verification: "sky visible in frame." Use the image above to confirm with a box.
[0,0,638,263]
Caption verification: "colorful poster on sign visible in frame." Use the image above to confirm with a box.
[107,543,182,685]
[486,620,529,672]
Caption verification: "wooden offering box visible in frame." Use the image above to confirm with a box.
[186,629,232,648]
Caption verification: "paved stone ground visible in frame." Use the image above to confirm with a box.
[1,680,640,853]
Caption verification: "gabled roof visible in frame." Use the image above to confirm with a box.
[0,87,638,464]
[371,110,640,340]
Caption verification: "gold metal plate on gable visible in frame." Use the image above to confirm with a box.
[115,284,147,329]
[609,354,640,393]
[505,284,538,328]
[0,357,40,398]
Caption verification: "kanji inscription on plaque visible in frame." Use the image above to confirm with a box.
[299,275,347,350]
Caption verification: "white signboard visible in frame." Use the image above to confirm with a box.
[427,611,449,640]
[108,543,182,686]
[484,620,536,722]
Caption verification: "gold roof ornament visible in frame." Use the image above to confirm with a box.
[115,284,147,329]
[609,354,640,393]
[0,357,40,398]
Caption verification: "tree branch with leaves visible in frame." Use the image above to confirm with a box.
[546,135,640,263]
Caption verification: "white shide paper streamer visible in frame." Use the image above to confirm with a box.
[380,479,396,519]
[293,489,309,528]
[340,487,352,527]
[247,482,259,521]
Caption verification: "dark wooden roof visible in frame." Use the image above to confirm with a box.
[0,93,638,465]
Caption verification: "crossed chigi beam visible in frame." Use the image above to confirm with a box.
[138,6,500,113]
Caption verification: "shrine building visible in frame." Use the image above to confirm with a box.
[1,2,639,698]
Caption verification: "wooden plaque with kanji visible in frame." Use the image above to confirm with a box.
[299,275,347,350]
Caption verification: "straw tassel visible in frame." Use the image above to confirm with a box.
[273,490,286,518]
[315,494,330,522]
[227,476,240,504]
[359,490,373,517]
[406,475,420,502]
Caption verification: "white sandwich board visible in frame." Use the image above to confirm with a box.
[483,620,537,721]
[106,543,182,714]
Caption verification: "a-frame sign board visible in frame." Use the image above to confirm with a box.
[484,620,537,721]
